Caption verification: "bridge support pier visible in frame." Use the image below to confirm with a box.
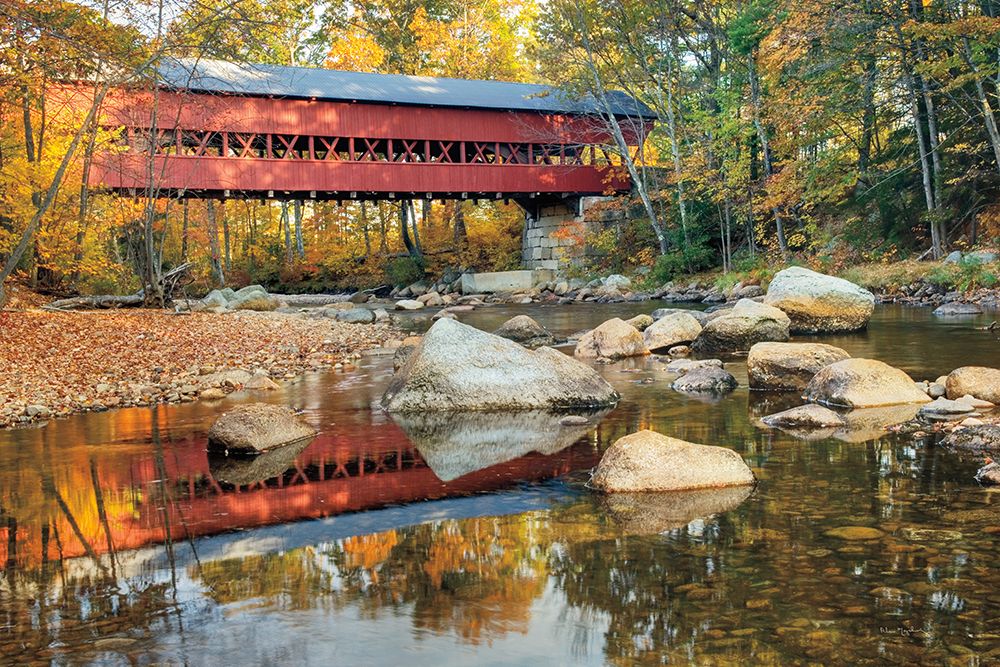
[521,196,617,273]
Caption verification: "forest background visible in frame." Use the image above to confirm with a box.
[3,0,1000,303]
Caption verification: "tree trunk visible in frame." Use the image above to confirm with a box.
[281,201,293,264]
[293,200,304,258]
[222,201,231,273]
[206,200,225,287]
[453,201,467,247]
[180,199,189,262]
[400,202,420,259]
[409,200,422,253]
[749,56,788,256]
[360,201,371,257]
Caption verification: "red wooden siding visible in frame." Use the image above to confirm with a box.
[54,85,649,198]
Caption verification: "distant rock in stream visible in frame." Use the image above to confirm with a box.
[764,267,875,333]
[382,319,619,412]
[207,403,317,455]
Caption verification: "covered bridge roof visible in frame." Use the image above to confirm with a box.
[157,58,657,119]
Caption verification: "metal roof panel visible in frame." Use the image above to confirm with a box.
[157,58,657,119]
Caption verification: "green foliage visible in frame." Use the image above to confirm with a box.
[385,256,425,287]
[650,240,716,284]
[954,259,999,291]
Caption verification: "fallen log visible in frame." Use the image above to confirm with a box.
[44,263,194,311]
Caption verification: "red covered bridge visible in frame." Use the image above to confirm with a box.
[85,58,655,205]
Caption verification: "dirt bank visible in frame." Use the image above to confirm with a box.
[0,309,399,428]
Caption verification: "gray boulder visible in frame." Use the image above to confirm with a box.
[336,308,376,324]
[202,289,230,308]
[575,318,649,360]
[591,430,755,492]
[946,366,1000,403]
[382,319,619,412]
[764,267,874,333]
[671,366,738,394]
[803,359,931,408]
[395,299,424,310]
[493,315,557,349]
[747,341,851,391]
[207,403,317,454]
[643,312,702,354]
[692,299,790,355]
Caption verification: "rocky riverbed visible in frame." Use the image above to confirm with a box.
[0,309,399,428]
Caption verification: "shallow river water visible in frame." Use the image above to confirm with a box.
[2,304,1000,666]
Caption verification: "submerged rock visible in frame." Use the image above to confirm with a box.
[933,302,983,316]
[643,312,702,354]
[946,366,1000,403]
[823,526,883,541]
[803,359,931,408]
[691,299,790,355]
[382,319,619,412]
[574,318,649,360]
[493,315,557,349]
[941,425,1000,453]
[671,366,738,394]
[601,486,753,534]
[762,404,845,429]
[918,397,977,417]
[747,342,850,391]
[591,430,755,492]
[664,358,724,374]
[764,267,875,333]
[207,403,317,454]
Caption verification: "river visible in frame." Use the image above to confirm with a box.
[1,304,998,665]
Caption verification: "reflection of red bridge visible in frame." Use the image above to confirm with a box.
[1,423,599,569]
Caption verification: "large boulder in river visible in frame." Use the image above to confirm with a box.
[691,299,790,355]
[591,430,755,492]
[493,315,557,349]
[644,312,702,353]
[764,267,875,333]
[207,403,317,454]
[803,359,931,408]
[747,342,851,391]
[382,318,619,412]
[575,318,649,360]
[946,366,1000,404]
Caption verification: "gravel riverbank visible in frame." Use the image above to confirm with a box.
[0,309,399,428]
